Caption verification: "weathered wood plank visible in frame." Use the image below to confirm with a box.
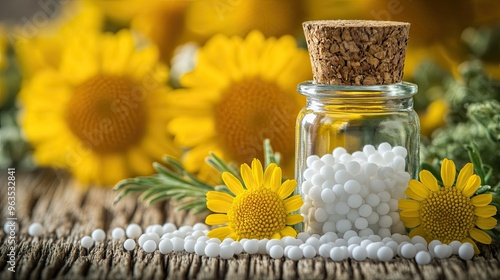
[0,170,499,280]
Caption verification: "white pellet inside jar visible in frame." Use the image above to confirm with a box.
[300,143,411,237]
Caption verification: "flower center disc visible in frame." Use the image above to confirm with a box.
[229,188,287,239]
[420,188,476,243]
[66,75,146,153]
[214,78,298,164]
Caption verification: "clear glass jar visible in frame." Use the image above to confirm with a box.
[295,81,420,235]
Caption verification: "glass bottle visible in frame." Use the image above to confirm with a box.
[295,81,420,234]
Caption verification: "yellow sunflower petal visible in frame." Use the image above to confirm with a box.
[205,214,229,225]
[474,205,497,218]
[285,214,303,225]
[462,175,481,197]
[471,194,493,207]
[398,199,421,211]
[206,191,234,205]
[408,180,429,199]
[400,217,421,228]
[222,172,244,196]
[279,226,297,238]
[240,163,256,190]
[251,159,263,188]
[461,237,480,254]
[278,180,297,199]
[400,210,420,218]
[271,232,281,239]
[263,163,277,187]
[440,158,456,188]
[206,197,233,213]
[283,195,303,213]
[469,228,492,244]
[419,170,439,191]
[408,226,427,239]
[475,217,497,230]
[207,226,232,240]
[405,188,426,201]
[456,163,474,191]
[269,166,283,193]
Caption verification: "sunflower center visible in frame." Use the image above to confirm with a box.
[65,75,146,153]
[420,187,476,243]
[228,188,287,240]
[214,78,298,164]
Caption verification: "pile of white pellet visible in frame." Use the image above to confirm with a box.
[77,223,475,264]
[300,143,411,236]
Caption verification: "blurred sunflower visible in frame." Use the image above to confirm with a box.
[167,31,311,181]
[19,30,179,186]
[184,0,305,41]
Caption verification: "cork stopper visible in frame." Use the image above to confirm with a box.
[303,20,410,85]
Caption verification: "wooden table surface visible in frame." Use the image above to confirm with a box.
[1,170,500,280]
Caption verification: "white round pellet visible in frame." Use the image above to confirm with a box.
[354,218,368,230]
[311,174,325,188]
[159,239,173,254]
[335,201,350,215]
[197,236,209,243]
[449,241,462,255]
[312,160,325,171]
[336,170,353,185]
[347,194,363,208]
[306,236,320,249]
[363,163,378,177]
[230,241,243,254]
[381,237,393,244]
[344,180,361,194]
[112,227,125,240]
[366,242,383,260]
[205,242,220,258]
[415,251,432,265]
[152,225,164,236]
[368,153,384,165]
[302,245,316,259]
[307,155,321,167]
[336,219,352,233]
[339,153,352,162]
[363,144,376,155]
[348,244,358,258]
[304,169,316,181]
[309,186,322,202]
[333,163,346,172]
[147,233,160,244]
[352,151,367,160]
[269,245,284,259]
[184,239,196,253]
[138,234,149,247]
[360,239,372,248]
[340,246,349,259]
[243,239,259,254]
[321,154,336,166]
[318,244,333,258]
[315,208,328,222]
[330,247,345,261]
[377,142,392,153]
[333,147,347,158]
[332,184,345,196]
[410,236,427,246]
[376,203,390,215]
[434,244,452,259]
[428,240,442,252]
[281,236,296,247]
[320,165,335,179]
[324,232,338,242]
[377,246,394,261]
[392,156,406,171]
[378,215,393,228]
[287,246,303,261]
[343,230,358,240]
[401,243,417,259]
[28,223,43,237]
[347,236,362,246]
[388,199,399,212]
[194,241,207,256]
[207,238,221,244]
[358,204,372,218]
[219,244,234,259]
[458,243,475,260]
[266,239,284,253]
[346,161,361,175]
[347,210,361,222]
[123,239,136,251]
[171,237,185,252]
[145,225,153,233]
[366,194,380,207]
[358,228,374,237]
[386,241,399,255]
[366,212,379,225]
[297,232,310,242]
[193,223,208,231]
[352,246,367,261]
[322,180,335,189]
[258,239,268,254]
[81,236,94,249]
[415,243,427,253]
[368,235,382,242]
[321,189,336,204]
[397,241,410,257]
[126,224,142,239]
[382,151,395,163]
[334,238,348,247]
[392,146,407,158]
[370,179,386,193]
[222,238,234,244]
[143,240,157,253]
[378,228,391,238]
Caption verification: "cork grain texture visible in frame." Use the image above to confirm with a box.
[303,20,410,85]
[1,170,500,280]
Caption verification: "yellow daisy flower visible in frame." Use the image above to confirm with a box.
[419,99,447,137]
[167,30,311,180]
[205,159,303,240]
[399,158,497,253]
[19,29,179,186]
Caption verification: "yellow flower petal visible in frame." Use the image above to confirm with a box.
[222,172,244,196]
[440,158,456,188]
[206,196,233,213]
[400,210,420,218]
[462,175,481,197]
[278,180,297,199]
[456,163,474,191]
[469,228,492,244]
[400,217,421,228]
[240,163,256,190]
[461,237,480,254]
[475,217,497,230]
[419,170,439,191]
[270,166,283,193]
[474,205,497,218]
[271,232,281,239]
[251,159,263,188]
[405,188,426,201]
[471,194,493,207]
[263,163,277,188]
[285,214,303,225]
[284,195,303,213]
[408,226,427,239]
[398,199,421,211]
[207,226,232,240]
[279,226,297,237]
[205,214,229,225]
[206,191,234,205]
[408,180,429,199]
